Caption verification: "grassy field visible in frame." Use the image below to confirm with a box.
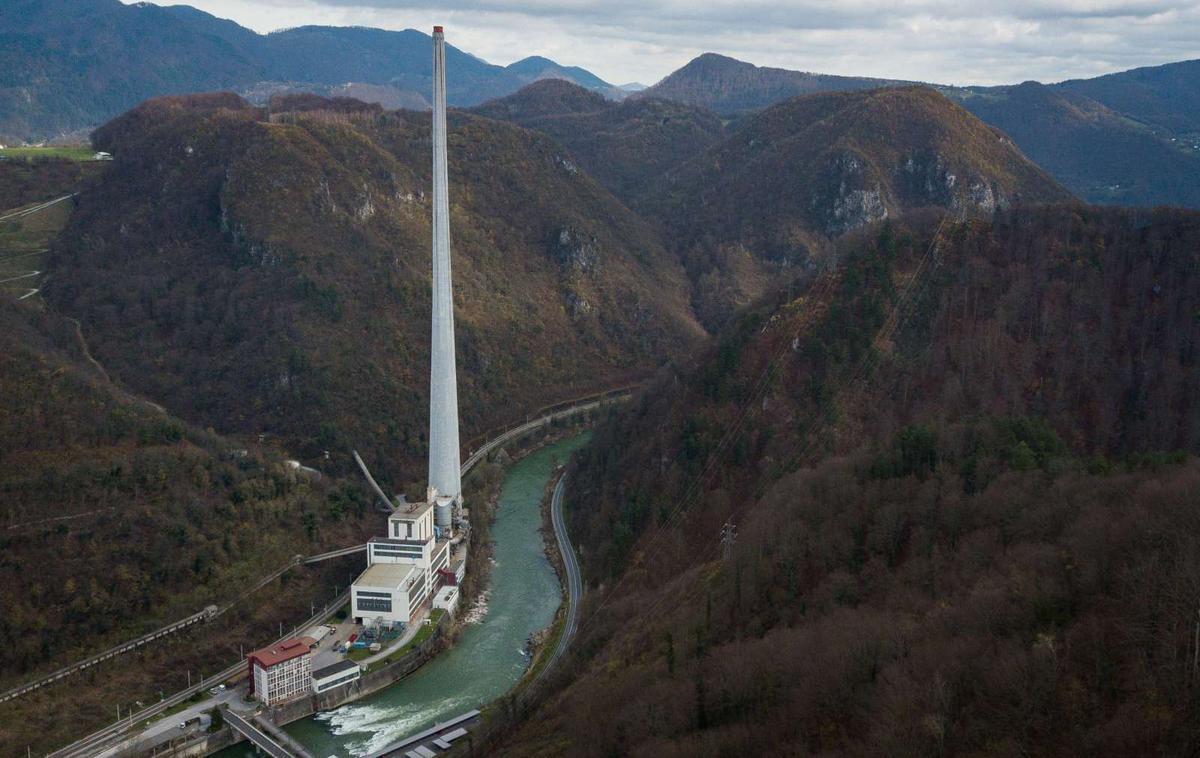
[0,146,98,161]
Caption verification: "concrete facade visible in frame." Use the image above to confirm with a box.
[352,563,423,624]
[428,25,462,510]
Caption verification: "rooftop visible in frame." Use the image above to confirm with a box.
[313,659,361,680]
[356,562,417,588]
[248,636,316,668]
[390,498,434,521]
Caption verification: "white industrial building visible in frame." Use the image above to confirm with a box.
[352,563,426,624]
[432,585,460,615]
[353,492,454,625]
[312,659,361,694]
[247,636,315,705]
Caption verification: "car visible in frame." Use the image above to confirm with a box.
[178,722,187,730]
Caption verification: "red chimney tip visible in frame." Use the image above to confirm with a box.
[433,26,443,33]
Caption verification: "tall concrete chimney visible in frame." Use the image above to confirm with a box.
[428,25,461,518]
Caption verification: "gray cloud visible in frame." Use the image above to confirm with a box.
[170,0,1200,85]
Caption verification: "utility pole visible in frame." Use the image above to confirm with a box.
[187,670,191,688]
[720,521,736,561]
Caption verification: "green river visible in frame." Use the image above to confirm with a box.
[219,432,589,757]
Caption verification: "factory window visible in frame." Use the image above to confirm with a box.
[315,671,361,692]
[356,590,392,598]
[357,597,392,612]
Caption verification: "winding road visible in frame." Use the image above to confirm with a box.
[548,471,582,671]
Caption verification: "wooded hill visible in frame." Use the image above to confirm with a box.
[43,93,704,491]
[494,206,1200,756]
[472,79,727,210]
[633,52,1200,210]
[0,294,375,755]
[476,82,1072,328]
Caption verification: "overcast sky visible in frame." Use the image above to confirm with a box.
[167,0,1200,86]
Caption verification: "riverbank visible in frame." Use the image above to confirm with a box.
[197,429,597,758]
[268,431,594,757]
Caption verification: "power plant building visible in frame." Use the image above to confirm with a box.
[350,24,464,628]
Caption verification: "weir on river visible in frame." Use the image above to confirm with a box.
[215,432,590,758]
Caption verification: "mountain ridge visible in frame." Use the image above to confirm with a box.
[634,51,1200,208]
[0,0,620,141]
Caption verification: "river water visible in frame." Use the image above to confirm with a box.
[215,432,588,758]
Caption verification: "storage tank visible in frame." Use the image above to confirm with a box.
[435,494,453,530]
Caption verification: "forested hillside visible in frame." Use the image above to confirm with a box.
[648,87,1072,326]
[637,53,909,113]
[637,52,1200,210]
[952,82,1200,208]
[44,94,703,490]
[495,206,1200,756]
[473,79,726,208]
[1057,58,1200,136]
[0,295,374,755]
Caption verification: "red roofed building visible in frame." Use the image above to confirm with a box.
[247,636,316,705]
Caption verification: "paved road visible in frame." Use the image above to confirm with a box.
[94,690,239,758]
[0,193,75,222]
[548,471,582,669]
[461,392,627,475]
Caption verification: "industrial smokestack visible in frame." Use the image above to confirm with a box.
[428,25,462,519]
